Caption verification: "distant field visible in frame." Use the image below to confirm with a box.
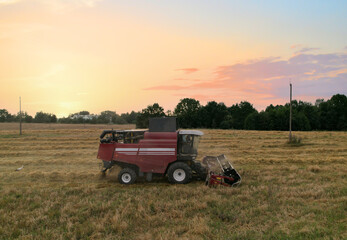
[0,123,346,239]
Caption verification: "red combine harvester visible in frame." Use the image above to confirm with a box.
[97,118,206,184]
[97,117,241,185]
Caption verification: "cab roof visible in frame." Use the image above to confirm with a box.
[178,130,204,136]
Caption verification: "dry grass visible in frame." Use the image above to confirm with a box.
[0,123,346,239]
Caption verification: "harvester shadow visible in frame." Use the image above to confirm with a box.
[99,170,205,187]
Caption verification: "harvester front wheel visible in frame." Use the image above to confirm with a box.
[167,162,192,184]
[118,168,137,184]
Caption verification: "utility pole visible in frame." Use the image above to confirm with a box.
[19,96,22,135]
[289,83,292,142]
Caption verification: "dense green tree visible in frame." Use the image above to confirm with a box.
[34,112,57,123]
[121,111,139,124]
[0,109,14,122]
[319,94,347,130]
[114,115,127,124]
[244,112,259,130]
[258,111,271,130]
[219,115,233,129]
[295,101,320,130]
[1,94,346,130]
[79,111,90,115]
[199,101,229,128]
[98,111,117,124]
[292,111,311,131]
[136,103,165,128]
[15,112,33,123]
[174,98,201,128]
[229,101,257,129]
[330,94,347,130]
[265,105,288,130]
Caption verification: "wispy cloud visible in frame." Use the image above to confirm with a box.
[14,64,67,88]
[0,23,51,40]
[42,0,103,13]
[144,85,187,91]
[175,68,199,74]
[173,78,202,82]
[295,47,320,54]
[0,0,20,5]
[290,44,303,49]
[0,0,103,11]
[145,50,347,106]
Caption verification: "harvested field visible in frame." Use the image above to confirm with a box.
[0,123,346,239]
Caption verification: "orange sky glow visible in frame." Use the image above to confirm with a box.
[1,0,346,117]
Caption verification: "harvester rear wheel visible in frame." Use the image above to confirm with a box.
[167,162,192,184]
[118,168,137,184]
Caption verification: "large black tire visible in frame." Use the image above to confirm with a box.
[167,162,192,184]
[118,168,137,184]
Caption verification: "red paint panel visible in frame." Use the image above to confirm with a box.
[97,132,178,174]
[113,144,139,164]
[137,132,177,173]
[97,143,115,161]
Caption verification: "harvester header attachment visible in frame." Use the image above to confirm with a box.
[202,154,241,187]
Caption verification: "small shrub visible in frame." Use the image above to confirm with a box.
[287,135,303,146]
[308,165,321,173]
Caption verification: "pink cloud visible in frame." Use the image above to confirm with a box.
[175,68,199,74]
[295,47,320,54]
[145,49,347,109]
[143,80,224,91]
[173,94,217,102]
[144,85,187,91]
[173,78,202,82]
[290,44,303,49]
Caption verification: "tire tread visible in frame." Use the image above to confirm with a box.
[167,162,192,184]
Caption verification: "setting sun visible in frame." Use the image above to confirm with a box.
[0,0,346,117]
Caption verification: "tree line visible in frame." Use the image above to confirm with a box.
[1,94,346,131]
[0,110,138,124]
[136,94,347,131]
[59,111,138,124]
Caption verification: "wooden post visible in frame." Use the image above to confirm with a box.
[19,96,22,135]
[289,83,292,142]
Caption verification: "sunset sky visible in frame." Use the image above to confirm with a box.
[1,0,346,117]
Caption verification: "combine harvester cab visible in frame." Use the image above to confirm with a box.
[97,118,207,184]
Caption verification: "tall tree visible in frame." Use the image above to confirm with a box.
[199,101,229,128]
[16,112,33,123]
[295,101,320,130]
[79,111,90,115]
[98,111,117,124]
[0,109,14,122]
[121,111,139,124]
[136,103,165,128]
[174,98,201,128]
[34,112,57,123]
[320,94,347,130]
[229,101,257,129]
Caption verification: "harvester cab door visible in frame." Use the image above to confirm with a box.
[177,130,203,161]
